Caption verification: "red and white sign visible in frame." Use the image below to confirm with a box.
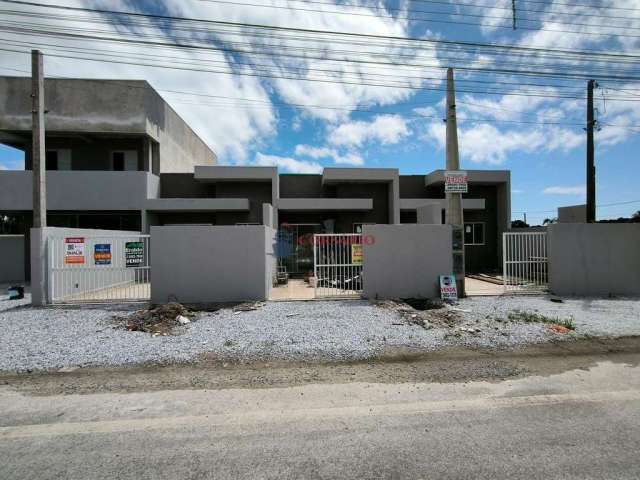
[444,170,468,193]
[64,237,85,264]
[439,275,458,301]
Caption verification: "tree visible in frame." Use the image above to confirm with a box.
[511,220,529,228]
[542,217,557,225]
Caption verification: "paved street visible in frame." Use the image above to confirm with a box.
[1,351,639,479]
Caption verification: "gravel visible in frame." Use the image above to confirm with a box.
[0,292,639,372]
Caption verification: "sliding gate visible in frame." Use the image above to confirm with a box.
[48,234,150,303]
[313,234,363,298]
[503,232,548,293]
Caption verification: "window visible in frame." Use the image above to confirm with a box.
[353,223,374,233]
[45,150,58,170]
[464,222,485,245]
[112,152,125,171]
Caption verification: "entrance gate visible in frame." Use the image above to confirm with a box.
[313,234,363,298]
[503,232,548,293]
[48,234,150,303]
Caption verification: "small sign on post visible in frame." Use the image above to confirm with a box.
[444,170,468,193]
[439,274,458,301]
[64,237,85,264]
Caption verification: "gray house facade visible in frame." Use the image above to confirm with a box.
[0,77,510,281]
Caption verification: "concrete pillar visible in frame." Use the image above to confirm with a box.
[30,227,48,306]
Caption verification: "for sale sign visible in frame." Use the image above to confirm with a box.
[444,170,468,193]
[94,244,112,265]
[125,241,144,268]
[351,244,363,265]
[439,275,458,301]
[64,237,85,264]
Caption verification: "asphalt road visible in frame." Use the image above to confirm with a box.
[1,353,639,479]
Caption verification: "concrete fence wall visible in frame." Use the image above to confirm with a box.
[151,225,274,304]
[362,224,453,299]
[548,224,640,296]
[0,235,25,283]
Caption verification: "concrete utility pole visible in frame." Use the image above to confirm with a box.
[586,79,597,223]
[31,49,47,306]
[445,68,465,297]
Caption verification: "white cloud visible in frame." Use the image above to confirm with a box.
[328,115,410,147]
[294,144,363,165]
[423,121,582,165]
[255,152,323,174]
[543,185,586,195]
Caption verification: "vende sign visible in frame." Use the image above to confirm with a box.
[444,170,468,193]
[439,275,458,301]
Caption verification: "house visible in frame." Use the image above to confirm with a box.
[0,76,510,283]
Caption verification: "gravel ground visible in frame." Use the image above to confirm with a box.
[0,291,639,372]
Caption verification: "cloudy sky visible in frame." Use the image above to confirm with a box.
[0,0,639,223]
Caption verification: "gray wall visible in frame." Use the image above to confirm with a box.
[558,204,586,223]
[548,224,640,296]
[0,76,215,172]
[0,235,25,283]
[362,225,453,299]
[151,225,273,303]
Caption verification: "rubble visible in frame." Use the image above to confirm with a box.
[374,298,463,329]
[113,303,197,336]
[232,301,265,313]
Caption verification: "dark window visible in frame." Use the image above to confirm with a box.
[112,152,125,171]
[45,150,58,170]
[464,222,485,245]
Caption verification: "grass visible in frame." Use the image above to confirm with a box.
[507,310,576,330]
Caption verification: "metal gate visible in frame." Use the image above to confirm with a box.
[503,232,548,293]
[48,234,150,303]
[313,234,363,298]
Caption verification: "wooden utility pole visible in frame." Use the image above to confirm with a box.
[31,49,47,306]
[586,79,597,223]
[445,68,465,297]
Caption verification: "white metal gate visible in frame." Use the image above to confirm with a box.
[313,234,363,298]
[503,232,548,293]
[48,234,150,303]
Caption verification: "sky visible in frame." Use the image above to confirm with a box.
[0,0,639,224]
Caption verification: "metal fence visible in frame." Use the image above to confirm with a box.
[48,234,150,303]
[503,231,548,293]
[313,234,363,298]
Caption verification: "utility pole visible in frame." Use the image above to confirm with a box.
[523,212,527,225]
[512,0,517,30]
[445,68,465,297]
[31,49,47,305]
[586,79,597,223]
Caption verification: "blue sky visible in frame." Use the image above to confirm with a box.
[1,0,639,224]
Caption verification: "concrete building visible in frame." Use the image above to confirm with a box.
[0,76,511,281]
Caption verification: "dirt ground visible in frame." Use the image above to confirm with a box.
[2,336,639,397]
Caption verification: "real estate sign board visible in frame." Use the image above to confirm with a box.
[94,244,112,265]
[351,244,363,265]
[439,274,458,301]
[125,241,144,268]
[64,237,85,264]
[444,170,468,193]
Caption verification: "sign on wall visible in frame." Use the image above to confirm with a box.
[439,275,458,301]
[125,241,144,268]
[444,170,468,193]
[64,237,85,264]
[94,244,112,265]
[351,244,363,265]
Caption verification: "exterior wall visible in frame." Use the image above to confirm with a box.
[362,224,453,299]
[0,77,215,172]
[0,235,25,283]
[558,205,587,223]
[548,224,640,296]
[0,171,158,211]
[150,225,272,303]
